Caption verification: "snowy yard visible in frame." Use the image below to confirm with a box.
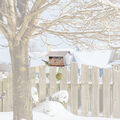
[0,103,120,120]
[1,90,119,120]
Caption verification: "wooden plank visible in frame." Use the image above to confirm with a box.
[38,66,46,102]
[70,63,78,114]
[60,67,68,108]
[49,67,57,96]
[0,73,2,112]
[103,68,111,117]
[113,69,120,118]
[81,64,89,116]
[91,67,99,116]
[67,83,71,108]
[60,67,67,90]
[7,73,13,111]
[2,78,8,111]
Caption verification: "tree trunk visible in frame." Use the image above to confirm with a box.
[9,40,32,120]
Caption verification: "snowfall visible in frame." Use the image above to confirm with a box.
[0,90,120,120]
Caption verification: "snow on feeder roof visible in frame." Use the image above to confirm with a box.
[47,51,71,57]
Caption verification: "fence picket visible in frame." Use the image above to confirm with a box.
[91,67,99,116]
[81,64,89,116]
[0,73,2,112]
[70,63,78,114]
[3,78,8,111]
[60,67,67,90]
[49,67,57,96]
[7,73,13,111]
[103,68,111,117]
[113,69,120,118]
[38,66,46,102]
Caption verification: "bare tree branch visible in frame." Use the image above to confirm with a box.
[0,26,10,40]
[16,0,28,26]
[1,0,120,49]
[7,0,16,41]
[15,0,49,42]
[0,20,6,27]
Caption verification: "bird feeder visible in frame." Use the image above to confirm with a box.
[47,51,71,67]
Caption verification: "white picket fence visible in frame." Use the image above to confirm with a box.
[0,62,120,118]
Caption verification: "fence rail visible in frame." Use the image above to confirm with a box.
[0,62,120,118]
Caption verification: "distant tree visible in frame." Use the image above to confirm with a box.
[0,0,120,120]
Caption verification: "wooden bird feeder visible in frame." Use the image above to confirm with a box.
[47,51,71,67]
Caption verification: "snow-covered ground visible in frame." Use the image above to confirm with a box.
[0,103,120,120]
[0,90,119,120]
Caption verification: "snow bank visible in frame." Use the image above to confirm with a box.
[50,90,69,104]
[0,109,120,120]
[33,101,66,117]
[0,112,13,120]
[1,91,119,120]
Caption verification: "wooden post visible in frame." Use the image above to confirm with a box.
[113,69,120,118]
[70,63,78,114]
[49,67,57,96]
[81,64,89,116]
[38,66,46,102]
[91,67,99,116]
[103,68,111,117]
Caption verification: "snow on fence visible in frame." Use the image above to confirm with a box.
[0,62,120,118]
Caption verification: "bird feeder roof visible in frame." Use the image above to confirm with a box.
[47,51,71,57]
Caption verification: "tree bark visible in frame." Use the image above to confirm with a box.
[9,40,32,120]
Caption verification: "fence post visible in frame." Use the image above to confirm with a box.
[38,66,46,102]
[81,64,89,116]
[103,68,111,117]
[91,67,99,116]
[49,67,57,96]
[113,69,120,118]
[70,62,78,114]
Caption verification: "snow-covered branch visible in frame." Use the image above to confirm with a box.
[98,0,120,9]
[1,0,120,49]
